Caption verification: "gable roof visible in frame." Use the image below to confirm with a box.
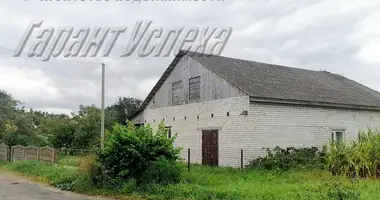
[190,52,380,110]
[131,50,380,119]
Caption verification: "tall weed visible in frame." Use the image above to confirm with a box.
[326,129,380,178]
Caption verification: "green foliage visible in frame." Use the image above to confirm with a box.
[325,129,380,178]
[0,90,18,135]
[106,97,142,125]
[246,146,325,170]
[1,89,142,150]
[7,160,380,200]
[325,180,360,200]
[93,122,181,186]
[49,118,76,149]
[57,155,82,167]
[5,160,79,190]
[141,157,183,185]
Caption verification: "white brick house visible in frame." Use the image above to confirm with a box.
[131,51,380,167]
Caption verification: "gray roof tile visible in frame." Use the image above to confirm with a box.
[131,51,380,119]
[189,52,380,108]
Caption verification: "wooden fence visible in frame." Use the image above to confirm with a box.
[0,144,58,164]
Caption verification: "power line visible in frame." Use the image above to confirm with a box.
[0,46,100,66]
[0,47,15,53]
[0,45,148,96]
[0,46,148,111]
[105,65,147,97]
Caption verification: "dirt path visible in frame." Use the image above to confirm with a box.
[0,173,111,200]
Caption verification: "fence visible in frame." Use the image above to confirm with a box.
[0,144,58,165]
[186,148,248,172]
[0,144,8,161]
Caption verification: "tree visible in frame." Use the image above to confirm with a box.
[48,118,76,149]
[106,97,142,125]
[0,90,141,150]
[0,90,18,136]
[0,90,32,146]
[71,105,116,149]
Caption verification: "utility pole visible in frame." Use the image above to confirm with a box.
[101,63,105,149]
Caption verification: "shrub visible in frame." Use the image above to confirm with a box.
[325,129,380,178]
[141,157,183,185]
[246,146,325,170]
[93,122,181,187]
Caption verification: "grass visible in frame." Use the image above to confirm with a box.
[2,161,380,200]
[57,155,83,167]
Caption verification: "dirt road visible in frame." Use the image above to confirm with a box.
[0,173,111,200]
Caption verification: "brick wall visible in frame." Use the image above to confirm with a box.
[133,96,380,167]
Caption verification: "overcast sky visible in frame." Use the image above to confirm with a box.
[0,0,380,114]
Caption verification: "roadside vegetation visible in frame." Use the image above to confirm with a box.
[3,89,380,199]
[2,123,380,200]
[0,89,142,150]
[3,160,380,200]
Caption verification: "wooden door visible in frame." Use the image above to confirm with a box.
[202,130,219,166]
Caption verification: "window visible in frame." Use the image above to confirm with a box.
[189,76,200,102]
[331,130,344,144]
[172,81,183,105]
[166,127,172,139]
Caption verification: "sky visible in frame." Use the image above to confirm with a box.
[0,0,380,115]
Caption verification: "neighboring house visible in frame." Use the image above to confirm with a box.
[131,50,380,167]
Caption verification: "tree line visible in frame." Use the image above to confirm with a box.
[0,89,141,149]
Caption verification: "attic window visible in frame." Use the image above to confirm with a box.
[172,81,183,106]
[189,76,200,102]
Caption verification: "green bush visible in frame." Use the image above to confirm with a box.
[141,157,183,185]
[93,122,181,187]
[246,146,325,170]
[326,129,380,178]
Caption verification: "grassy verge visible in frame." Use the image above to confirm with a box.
[1,160,141,199]
[57,155,82,167]
[2,161,380,200]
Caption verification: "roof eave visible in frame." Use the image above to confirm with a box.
[249,96,380,111]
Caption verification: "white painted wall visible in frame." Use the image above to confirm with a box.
[131,51,380,167]
[134,97,380,167]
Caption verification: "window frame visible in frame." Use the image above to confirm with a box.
[188,76,201,103]
[172,80,184,106]
[331,130,345,144]
[166,126,172,139]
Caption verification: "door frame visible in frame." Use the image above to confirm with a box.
[201,129,219,166]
